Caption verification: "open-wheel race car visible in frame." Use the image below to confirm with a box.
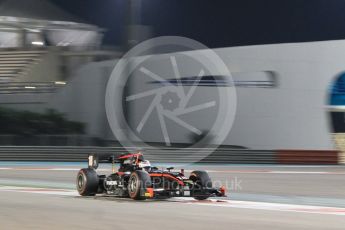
[76,152,226,200]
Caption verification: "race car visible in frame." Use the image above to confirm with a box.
[76,152,226,200]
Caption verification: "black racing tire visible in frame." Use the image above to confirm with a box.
[189,171,212,200]
[76,168,99,196]
[128,170,152,200]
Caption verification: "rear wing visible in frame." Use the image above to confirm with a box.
[87,152,143,169]
[87,153,121,169]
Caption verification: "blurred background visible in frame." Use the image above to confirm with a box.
[2,2,345,229]
[0,0,345,165]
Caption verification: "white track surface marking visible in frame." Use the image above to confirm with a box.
[1,186,345,216]
[0,186,79,196]
[170,197,345,216]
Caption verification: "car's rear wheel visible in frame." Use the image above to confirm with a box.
[128,170,151,200]
[76,168,99,196]
[189,171,212,200]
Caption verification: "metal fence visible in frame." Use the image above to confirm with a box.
[0,146,276,163]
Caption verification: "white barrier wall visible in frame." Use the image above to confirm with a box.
[218,41,340,150]
[43,40,345,150]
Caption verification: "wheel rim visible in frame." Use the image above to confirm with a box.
[77,174,84,190]
[129,175,138,194]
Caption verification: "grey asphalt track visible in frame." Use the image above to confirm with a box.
[1,163,345,230]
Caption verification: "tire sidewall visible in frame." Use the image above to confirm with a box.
[189,170,212,200]
[76,168,99,196]
[128,170,151,200]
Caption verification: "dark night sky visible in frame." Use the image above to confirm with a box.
[50,0,345,48]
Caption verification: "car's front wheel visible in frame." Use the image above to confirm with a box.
[128,170,151,200]
[189,171,212,200]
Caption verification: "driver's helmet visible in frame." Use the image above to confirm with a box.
[118,153,151,170]
[118,153,144,166]
[138,160,151,169]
